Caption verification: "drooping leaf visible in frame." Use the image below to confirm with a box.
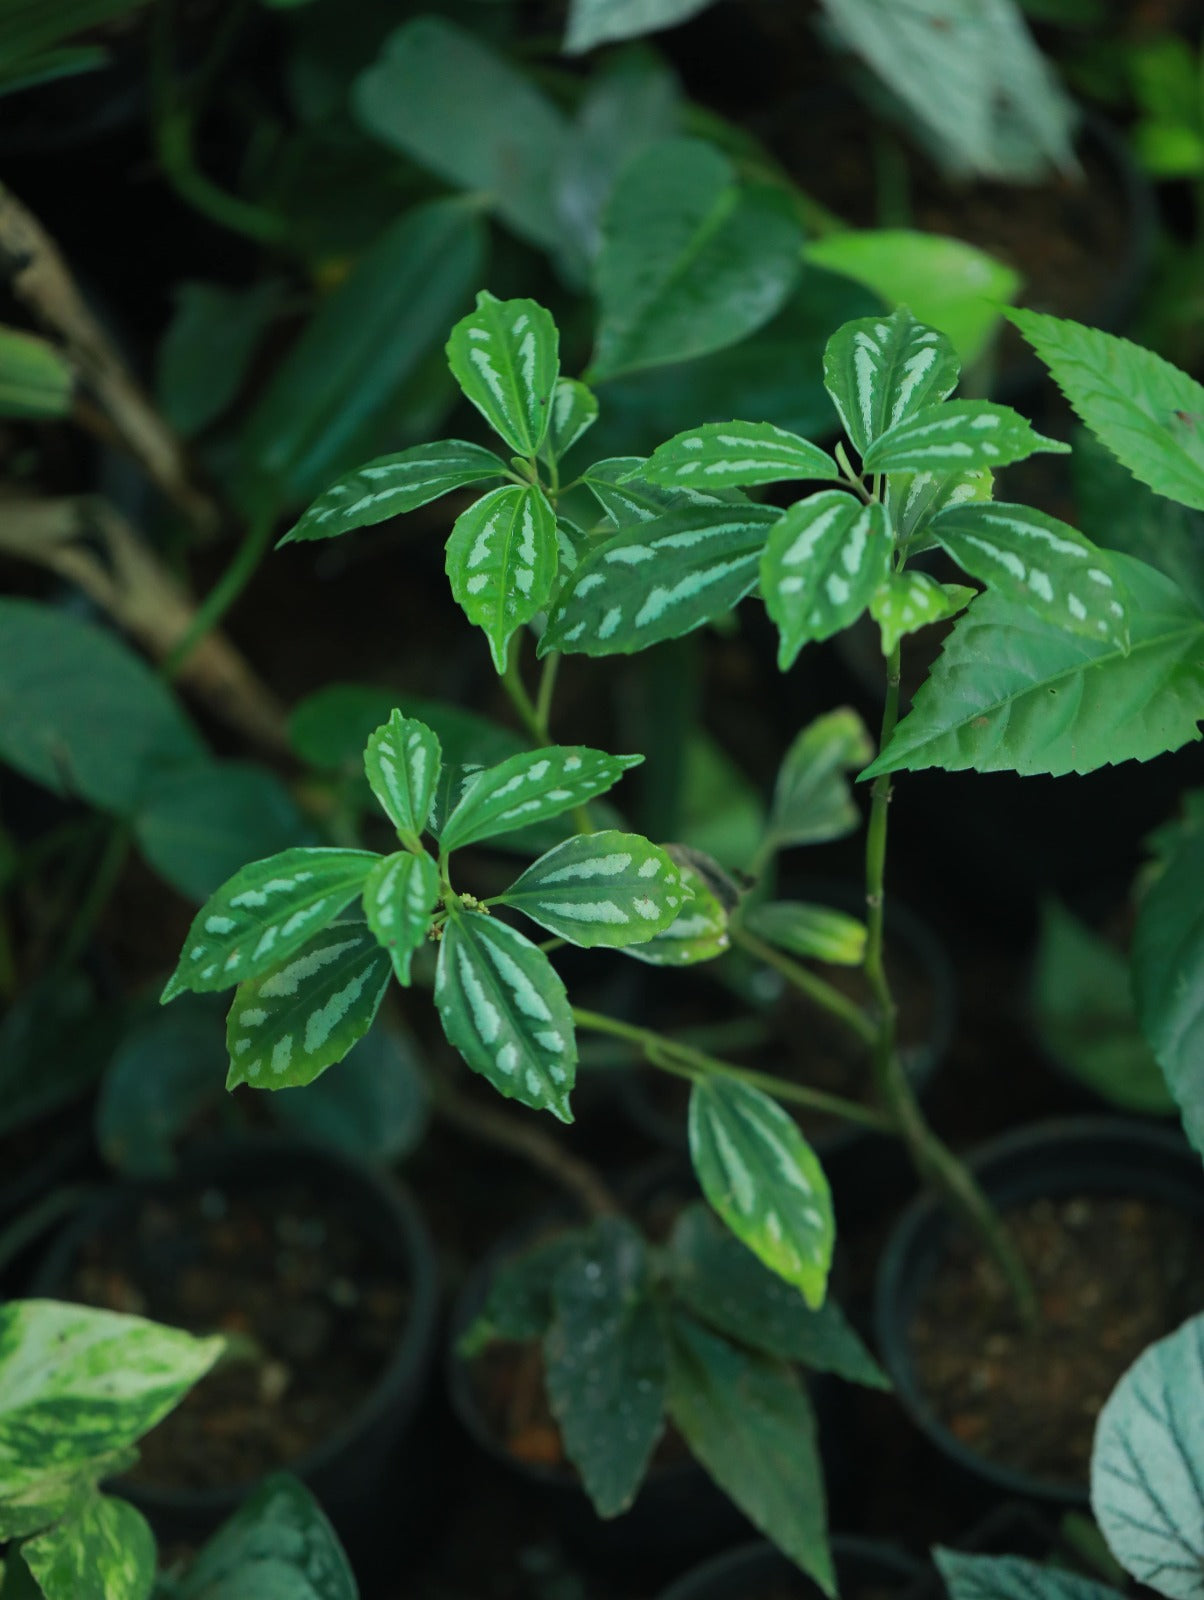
[0,324,74,419]
[583,456,735,525]
[639,421,839,491]
[688,1077,834,1306]
[622,850,732,966]
[540,379,600,464]
[934,1549,1122,1600]
[823,310,960,457]
[498,830,687,948]
[434,910,576,1121]
[176,1473,357,1600]
[458,1232,583,1356]
[21,1492,154,1600]
[761,492,891,670]
[363,711,441,850]
[564,0,718,53]
[762,707,874,855]
[225,920,391,1091]
[272,1018,430,1165]
[162,848,379,1001]
[157,280,284,436]
[870,571,976,657]
[445,484,559,674]
[742,901,867,966]
[361,850,440,984]
[446,292,560,458]
[438,746,641,853]
[861,400,1069,474]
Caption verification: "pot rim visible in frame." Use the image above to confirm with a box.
[656,1533,923,1600]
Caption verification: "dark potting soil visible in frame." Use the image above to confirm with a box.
[68,1182,409,1490]
[909,1194,1204,1482]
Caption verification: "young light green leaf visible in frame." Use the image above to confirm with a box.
[544,1218,667,1518]
[885,465,993,548]
[435,910,576,1121]
[869,571,975,656]
[864,554,1204,779]
[541,503,779,658]
[639,421,839,491]
[742,901,867,966]
[623,850,732,967]
[498,829,687,948]
[176,1473,357,1600]
[1008,309,1204,512]
[930,501,1128,647]
[363,711,441,849]
[763,707,874,855]
[279,441,509,545]
[446,291,559,457]
[823,310,960,457]
[862,400,1069,474]
[225,921,391,1090]
[161,848,379,1002]
[21,1492,154,1600]
[539,379,599,464]
[564,0,717,52]
[688,1077,834,1306]
[583,456,736,525]
[361,850,440,985]
[445,484,558,674]
[438,746,640,853]
[761,492,891,670]
[935,1550,1122,1600]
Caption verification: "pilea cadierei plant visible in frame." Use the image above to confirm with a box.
[159,293,1204,1581]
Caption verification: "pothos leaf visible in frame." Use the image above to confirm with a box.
[21,1491,154,1600]
[823,309,960,457]
[363,711,442,849]
[639,420,839,491]
[869,570,975,656]
[761,492,891,669]
[498,829,688,948]
[445,291,560,457]
[539,378,599,464]
[438,746,641,853]
[446,484,558,673]
[361,850,441,984]
[861,400,1070,474]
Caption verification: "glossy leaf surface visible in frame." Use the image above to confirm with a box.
[446,484,558,674]
[362,851,440,984]
[446,292,560,457]
[640,421,839,491]
[499,830,687,948]
[862,400,1069,474]
[761,493,891,669]
[823,310,959,457]
[438,746,640,853]
[363,711,441,849]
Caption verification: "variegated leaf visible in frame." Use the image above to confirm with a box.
[445,291,559,457]
[763,708,875,853]
[161,848,379,1001]
[22,1491,154,1600]
[885,465,993,548]
[688,1077,835,1306]
[584,456,735,525]
[870,570,975,656]
[225,920,391,1090]
[639,421,839,491]
[540,503,779,657]
[930,501,1129,647]
[498,830,687,948]
[438,745,641,852]
[862,400,1070,474]
[623,852,732,967]
[742,901,866,966]
[362,850,441,984]
[539,378,598,464]
[435,909,576,1120]
[761,492,891,670]
[278,441,509,545]
[363,711,441,849]
[446,483,558,673]
[823,310,960,457]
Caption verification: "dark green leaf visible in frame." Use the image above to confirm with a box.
[583,456,736,525]
[934,1550,1122,1600]
[823,309,959,457]
[157,280,284,436]
[762,708,874,855]
[458,1231,584,1357]
[640,421,839,491]
[499,830,688,948]
[96,999,225,1177]
[272,1018,429,1164]
[446,292,560,458]
[761,493,891,669]
[438,746,640,853]
[0,325,73,419]
[361,850,440,984]
[862,401,1069,474]
[446,484,558,673]
[0,976,117,1140]
[363,711,441,849]
[540,380,599,464]
[178,1473,357,1600]
[290,688,524,775]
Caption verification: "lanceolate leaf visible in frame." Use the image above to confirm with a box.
[498,830,687,948]
[639,421,839,491]
[823,310,960,457]
[583,456,735,525]
[439,746,641,852]
[864,554,1204,779]
[446,292,560,457]
[363,711,441,849]
[742,901,866,966]
[225,921,391,1090]
[21,1493,154,1600]
[362,851,440,984]
[761,492,891,670]
[541,503,779,657]
[930,502,1128,648]
[869,571,975,656]
[279,441,509,545]
[688,1077,834,1306]
[434,910,576,1120]
[540,378,599,464]
[446,484,558,673]
[623,852,731,966]
[862,400,1070,474]
[763,707,874,854]
[162,848,379,1001]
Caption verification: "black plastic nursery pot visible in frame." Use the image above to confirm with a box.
[658,1534,924,1600]
[875,1117,1204,1509]
[29,1135,439,1554]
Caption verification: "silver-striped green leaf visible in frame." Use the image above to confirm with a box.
[362,850,440,984]
[885,465,993,548]
[761,492,891,670]
[176,1474,357,1600]
[435,910,576,1121]
[161,848,379,1001]
[623,852,731,967]
[439,746,641,852]
[541,503,779,658]
[498,829,687,948]
[862,400,1070,474]
[688,1077,835,1306]
[583,456,736,526]
[446,483,558,673]
[363,711,441,849]
[930,501,1129,648]
[762,708,875,855]
[742,901,866,966]
[278,441,509,545]
[869,570,975,656]
[934,1550,1119,1600]
[639,421,839,491]
[445,291,559,457]
[225,920,391,1090]
[539,378,599,464]
[823,310,960,457]
[22,1492,154,1600]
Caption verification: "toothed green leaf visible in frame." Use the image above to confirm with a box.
[623,851,732,966]
[583,455,738,525]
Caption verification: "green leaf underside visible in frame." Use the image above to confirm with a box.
[176,1473,358,1600]
[640,421,839,490]
[162,848,378,1001]
[623,854,731,966]
[225,920,391,1090]
[762,493,891,670]
[743,901,866,966]
[279,440,509,544]
[446,292,559,457]
[438,746,640,852]
[540,378,599,464]
[583,456,737,525]
[864,553,1204,779]
[435,911,576,1120]
[930,502,1128,648]
[862,400,1069,474]
[765,708,874,851]
[459,1233,582,1355]
[667,1314,834,1595]
[688,1077,834,1306]
[22,1493,155,1600]
[934,1550,1122,1600]
[544,1219,667,1518]
[446,484,558,673]
[542,503,779,657]
[499,830,687,948]
[870,571,974,656]
[363,711,442,848]
[362,851,440,984]
[823,310,960,457]
[1091,1314,1204,1600]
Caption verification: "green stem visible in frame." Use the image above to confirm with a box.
[535,651,561,735]
[164,511,275,679]
[502,637,546,744]
[56,823,131,976]
[731,924,877,1048]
